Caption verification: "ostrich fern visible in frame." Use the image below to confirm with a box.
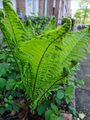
[0,0,90,114]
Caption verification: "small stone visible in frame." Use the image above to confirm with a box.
[77,118,80,120]
[79,113,86,119]
[60,113,72,120]
[10,110,16,116]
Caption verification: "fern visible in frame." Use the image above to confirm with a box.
[0,0,90,114]
[40,16,56,34]
[25,19,35,39]
[1,0,31,80]
[3,0,29,46]
[18,28,90,113]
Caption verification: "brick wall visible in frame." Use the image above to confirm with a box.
[61,1,64,18]
[65,0,71,17]
[16,0,25,16]
[55,0,60,26]
[47,0,53,16]
[55,0,60,18]
[15,0,71,20]
[39,0,44,15]
[47,0,60,17]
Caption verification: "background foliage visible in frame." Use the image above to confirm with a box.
[26,13,52,36]
[74,0,90,24]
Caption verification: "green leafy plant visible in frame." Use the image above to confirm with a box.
[71,18,75,31]
[0,0,90,115]
[4,95,19,112]
[36,65,82,119]
[0,94,19,115]
[37,99,63,120]
[26,13,53,36]
[0,37,24,114]
[68,106,78,117]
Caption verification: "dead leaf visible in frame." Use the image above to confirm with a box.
[25,106,28,111]
[20,99,25,104]
[17,108,25,118]
[61,110,65,113]
[79,113,86,119]
[85,74,90,77]
[17,107,28,119]
[26,117,28,120]
[61,113,72,120]
[21,118,25,120]
[10,110,16,116]
[21,117,28,120]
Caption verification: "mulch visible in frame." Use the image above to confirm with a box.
[0,98,69,120]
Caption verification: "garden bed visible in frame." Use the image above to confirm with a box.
[0,98,70,120]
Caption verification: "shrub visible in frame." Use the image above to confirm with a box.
[71,18,75,31]
[25,13,53,36]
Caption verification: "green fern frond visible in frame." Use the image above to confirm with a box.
[25,19,35,39]
[0,3,26,80]
[18,17,71,110]
[2,0,29,45]
[40,16,56,34]
[1,0,90,115]
[0,9,5,21]
[19,26,90,113]
[0,22,21,69]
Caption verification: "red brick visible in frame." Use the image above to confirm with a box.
[39,0,44,15]
[47,0,54,16]
[16,0,25,14]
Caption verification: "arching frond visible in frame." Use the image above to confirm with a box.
[19,26,90,111]
[1,0,90,115]
[18,17,71,109]
[25,19,35,39]
[40,16,56,34]
[3,0,29,46]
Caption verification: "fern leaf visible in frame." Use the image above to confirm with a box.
[25,19,35,39]
[1,2,90,114]
[40,16,56,34]
[0,22,21,69]
[2,0,29,45]
[18,17,71,110]
[0,9,5,21]
[19,27,90,112]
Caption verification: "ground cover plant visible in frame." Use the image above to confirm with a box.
[0,0,90,119]
[0,38,25,115]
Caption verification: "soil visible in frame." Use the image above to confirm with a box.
[0,99,69,120]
